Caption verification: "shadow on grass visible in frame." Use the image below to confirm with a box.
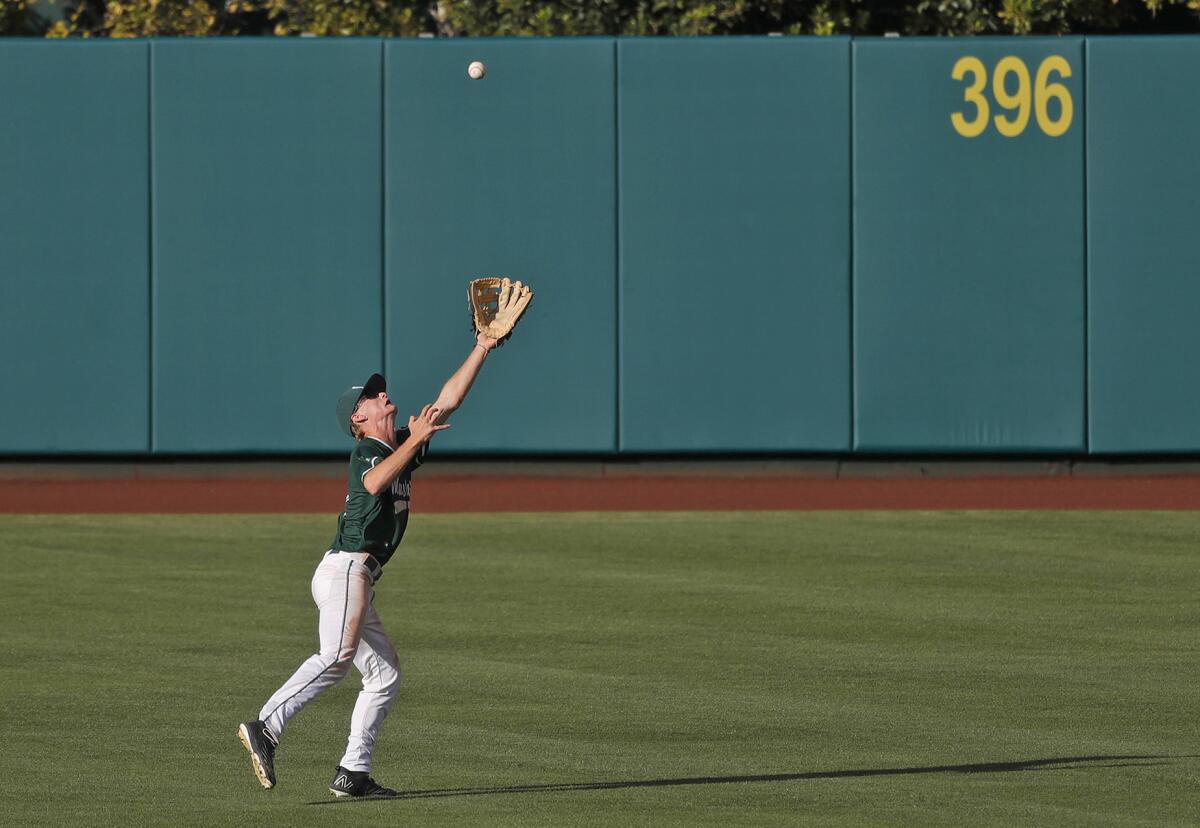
[308,754,1185,805]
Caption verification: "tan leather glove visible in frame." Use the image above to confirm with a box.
[468,277,534,344]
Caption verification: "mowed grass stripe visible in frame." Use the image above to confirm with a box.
[0,512,1196,826]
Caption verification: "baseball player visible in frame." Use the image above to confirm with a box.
[238,330,499,798]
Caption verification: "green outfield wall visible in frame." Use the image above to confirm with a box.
[0,36,1196,456]
[1086,38,1200,453]
[152,40,383,452]
[1,41,150,452]
[618,38,851,453]
[854,38,1085,453]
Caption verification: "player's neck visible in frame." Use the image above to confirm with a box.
[362,415,398,449]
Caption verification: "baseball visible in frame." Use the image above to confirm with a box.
[467,60,486,80]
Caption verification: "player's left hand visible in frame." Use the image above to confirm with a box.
[476,332,498,352]
[468,277,533,346]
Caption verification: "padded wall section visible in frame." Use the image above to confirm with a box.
[618,39,851,452]
[1087,38,1200,452]
[152,40,383,452]
[854,39,1086,452]
[0,42,149,452]
[386,40,616,452]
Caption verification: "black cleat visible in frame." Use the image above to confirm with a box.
[329,765,399,798]
[237,720,278,790]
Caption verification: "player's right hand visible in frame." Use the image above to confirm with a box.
[408,403,451,443]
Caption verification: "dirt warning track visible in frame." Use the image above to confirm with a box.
[5,467,1200,512]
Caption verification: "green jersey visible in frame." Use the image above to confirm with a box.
[329,428,427,566]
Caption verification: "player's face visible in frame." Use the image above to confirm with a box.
[354,391,396,425]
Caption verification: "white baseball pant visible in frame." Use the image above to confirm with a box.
[258,551,400,773]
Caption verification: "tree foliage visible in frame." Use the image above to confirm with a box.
[33,0,426,36]
[9,0,1198,37]
[2,0,51,34]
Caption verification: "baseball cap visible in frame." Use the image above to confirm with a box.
[335,373,386,438]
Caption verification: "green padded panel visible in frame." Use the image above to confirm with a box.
[385,40,616,452]
[1087,37,1200,453]
[152,40,383,452]
[854,38,1086,452]
[0,41,149,452]
[619,37,852,452]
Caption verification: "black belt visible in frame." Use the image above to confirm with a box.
[330,550,383,582]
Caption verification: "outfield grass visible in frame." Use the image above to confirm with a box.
[0,512,1197,826]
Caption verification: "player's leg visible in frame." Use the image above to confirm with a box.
[240,554,372,789]
[339,597,401,772]
[260,555,374,736]
[328,597,401,797]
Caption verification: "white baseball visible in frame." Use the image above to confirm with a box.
[468,60,486,80]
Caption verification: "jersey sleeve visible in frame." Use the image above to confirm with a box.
[395,426,429,468]
[352,439,391,484]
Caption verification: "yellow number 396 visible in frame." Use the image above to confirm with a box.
[951,55,1073,138]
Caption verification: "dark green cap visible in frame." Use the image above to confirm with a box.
[335,373,386,438]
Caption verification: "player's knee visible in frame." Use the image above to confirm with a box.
[327,648,357,679]
[380,660,401,696]
[371,650,401,697]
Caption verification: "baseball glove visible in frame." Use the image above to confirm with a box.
[468,277,534,344]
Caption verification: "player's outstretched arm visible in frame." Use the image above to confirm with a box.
[430,332,498,425]
[363,405,448,496]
